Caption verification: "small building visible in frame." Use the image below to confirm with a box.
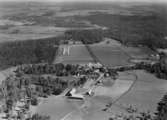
[85,89,94,96]
[87,62,103,69]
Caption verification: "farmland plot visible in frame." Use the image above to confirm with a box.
[111,70,167,114]
[53,44,94,65]
[90,41,131,67]
[90,39,155,67]
[36,96,83,120]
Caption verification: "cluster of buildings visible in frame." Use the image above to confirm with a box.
[0,61,114,119]
[66,62,112,100]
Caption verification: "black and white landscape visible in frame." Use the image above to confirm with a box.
[0,0,167,120]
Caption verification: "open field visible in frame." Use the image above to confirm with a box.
[122,46,156,59]
[111,70,167,114]
[53,44,94,65]
[54,38,155,67]
[91,71,136,104]
[1,2,167,48]
[90,39,155,67]
[0,33,57,43]
[77,70,167,119]
[36,96,84,120]
[0,25,64,42]
[90,44,130,67]
[0,23,104,43]
[94,79,134,99]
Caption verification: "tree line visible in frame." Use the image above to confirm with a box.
[64,29,103,44]
[16,63,103,78]
[17,63,80,76]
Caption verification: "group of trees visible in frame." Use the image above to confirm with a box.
[0,37,60,70]
[109,111,154,120]
[27,113,50,120]
[17,63,79,76]
[17,63,103,78]
[29,75,87,97]
[155,94,167,120]
[2,77,21,112]
[14,63,90,98]
[65,29,103,44]
[143,62,167,79]
[30,76,68,96]
[110,60,167,80]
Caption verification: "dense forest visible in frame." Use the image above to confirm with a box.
[0,37,60,70]
[65,29,103,44]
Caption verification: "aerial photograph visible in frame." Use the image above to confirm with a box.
[0,0,167,119]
